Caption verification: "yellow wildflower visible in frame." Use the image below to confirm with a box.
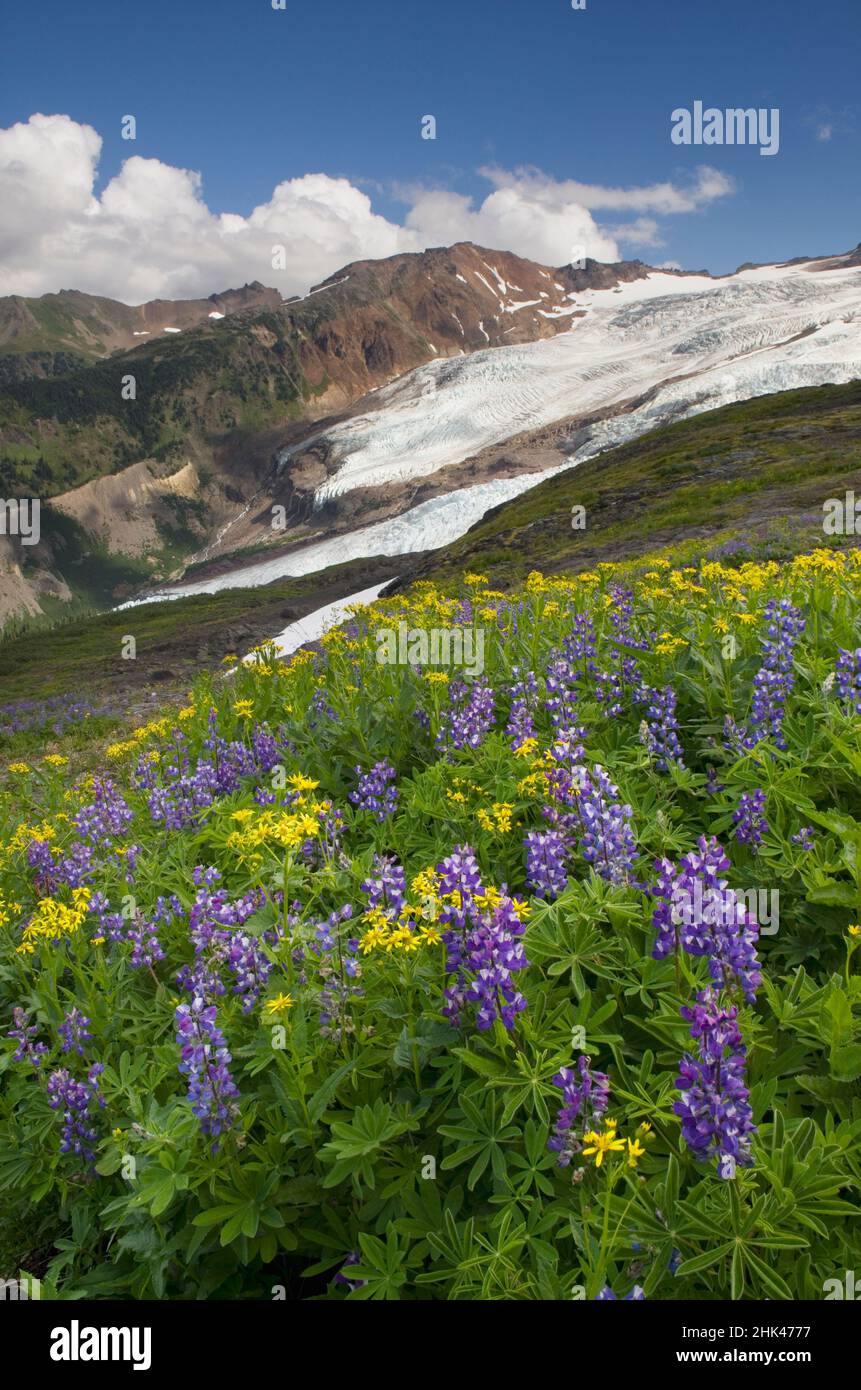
[582,1121,626,1168]
[264,994,294,1015]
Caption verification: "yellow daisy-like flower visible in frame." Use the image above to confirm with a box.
[627,1137,646,1168]
[264,994,294,1015]
[7,762,30,774]
[582,1122,626,1168]
[232,699,254,718]
[848,925,861,939]
[178,705,196,721]
[514,737,539,758]
[43,754,69,766]
[106,741,137,759]
[286,773,320,793]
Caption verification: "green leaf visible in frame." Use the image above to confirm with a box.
[451,1048,506,1078]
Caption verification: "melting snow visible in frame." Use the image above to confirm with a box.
[263,581,392,658]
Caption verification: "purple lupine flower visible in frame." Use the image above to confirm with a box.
[548,1055,611,1166]
[675,989,756,1175]
[705,765,725,795]
[59,1008,93,1056]
[448,895,529,1032]
[436,679,496,753]
[596,1285,646,1300]
[835,647,861,715]
[544,656,581,736]
[562,613,597,665]
[791,826,815,851]
[593,667,624,718]
[738,598,805,750]
[73,778,134,845]
[46,1066,104,1164]
[524,828,570,900]
[733,789,769,852]
[575,765,638,885]
[177,870,266,1009]
[308,685,336,729]
[436,843,483,930]
[226,933,274,1014]
[607,584,652,654]
[87,891,126,943]
[126,895,177,969]
[175,999,239,1146]
[435,845,528,1031]
[305,799,345,865]
[7,1007,48,1069]
[361,854,406,915]
[640,685,685,771]
[334,1251,367,1292]
[350,760,399,822]
[27,837,95,894]
[139,719,290,830]
[650,836,761,1003]
[505,667,538,751]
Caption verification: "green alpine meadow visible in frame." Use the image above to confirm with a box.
[2,542,860,1299]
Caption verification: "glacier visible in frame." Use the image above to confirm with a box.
[124,252,861,607]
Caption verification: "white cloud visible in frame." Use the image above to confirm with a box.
[0,114,735,302]
[477,164,736,215]
[604,217,664,249]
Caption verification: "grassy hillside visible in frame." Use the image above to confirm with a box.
[0,555,406,712]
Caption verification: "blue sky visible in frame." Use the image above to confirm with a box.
[1,0,859,298]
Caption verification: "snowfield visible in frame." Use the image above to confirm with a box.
[310,257,861,504]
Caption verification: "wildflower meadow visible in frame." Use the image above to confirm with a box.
[2,548,861,1302]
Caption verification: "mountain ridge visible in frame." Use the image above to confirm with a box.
[0,240,859,627]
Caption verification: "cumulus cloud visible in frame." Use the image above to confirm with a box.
[0,114,735,303]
